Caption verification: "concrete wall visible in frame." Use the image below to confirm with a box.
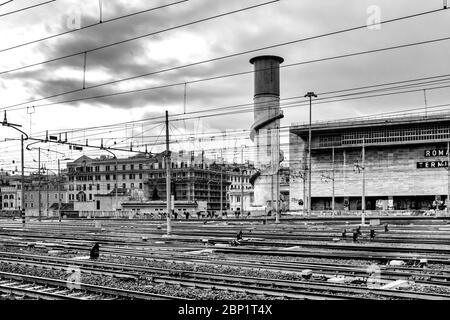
[290,137,450,210]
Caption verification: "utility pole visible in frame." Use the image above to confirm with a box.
[332,147,335,215]
[447,141,450,214]
[275,168,280,223]
[165,111,172,235]
[303,164,306,215]
[58,159,61,222]
[220,167,223,217]
[271,175,274,214]
[362,137,366,225]
[21,135,25,227]
[304,92,318,215]
[240,147,244,217]
[115,157,118,211]
[46,168,49,217]
[38,147,41,222]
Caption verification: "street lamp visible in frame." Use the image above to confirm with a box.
[2,111,29,227]
[304,92,317,215]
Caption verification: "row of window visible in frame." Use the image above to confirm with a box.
[69,183,143,192]
[71,164,144,173]
[2,202,14,208]
[318,125,450,148]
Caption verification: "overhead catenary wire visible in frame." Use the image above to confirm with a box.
[0,0,188,52]
[0,0,279,75]
[4,33,450,113]
[7,71,450,144]
[0,1,13,7]
[0,0,55,18]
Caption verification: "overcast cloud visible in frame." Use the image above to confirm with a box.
[1,0,449,170]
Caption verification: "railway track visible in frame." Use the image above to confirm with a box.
[0,271,180,300]
[0,251,449,300]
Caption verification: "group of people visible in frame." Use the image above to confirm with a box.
[342,224,389,242]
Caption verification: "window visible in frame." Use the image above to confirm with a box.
[122,174,126,179]
[139,164,143,170]
[97,184,100,191]
[122,165,126,170]
[31,203,34,208]
[107,184,110,191]
[89,194,92,200]
[106,175,110,180]
[3,203,7,208]
[139,173,143,179]
[95,166,100,172]
[130,164,134,170]
[106,165,110,171]
[131,183,134,189]
[4,195,7,200]
[55,194,58,199]
[123,183,126,189]
[139,183,143,189]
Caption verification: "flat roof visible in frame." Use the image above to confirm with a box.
[291,112,450,135]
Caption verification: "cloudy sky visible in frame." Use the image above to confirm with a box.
[1,0,450,172]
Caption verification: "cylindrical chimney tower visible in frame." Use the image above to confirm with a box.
[249,55,284,208]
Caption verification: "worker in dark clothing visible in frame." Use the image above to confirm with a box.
[185,211,190,220]
[370,229,376,239]
[352,230,359,242]
[173,211,178,220]
[90,243,100,259]
[384,224,389,232]
[356,226,362,236]
[342,229,347,239]
[237,230,243,241]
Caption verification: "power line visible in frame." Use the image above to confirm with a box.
[0,0,56,18]
[0,1,13,7]
[0,0,188,53]
[8,72,450,143]
[0,0,279,73]
[0,5,447,112]
[4,34,450,113]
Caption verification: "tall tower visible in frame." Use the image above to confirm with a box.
[249,55,284,207]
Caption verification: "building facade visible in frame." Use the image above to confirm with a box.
[290,113,450,212]
[66,154,152,211]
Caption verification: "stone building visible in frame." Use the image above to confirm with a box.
[289,113,450,212]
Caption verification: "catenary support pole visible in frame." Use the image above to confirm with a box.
[58,159,61,222]
[304,92,317,215]
[38,147,41,222]
[447,141,450,213]
[332,147,335,215]
[21,135,25,227]
[165,110,172,235]
[362,137,366,225]
[241,147,244,216]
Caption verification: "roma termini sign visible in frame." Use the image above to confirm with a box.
[417,161,448,169]
[424,149,449,157]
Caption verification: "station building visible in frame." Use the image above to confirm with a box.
[289,113,450,212]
